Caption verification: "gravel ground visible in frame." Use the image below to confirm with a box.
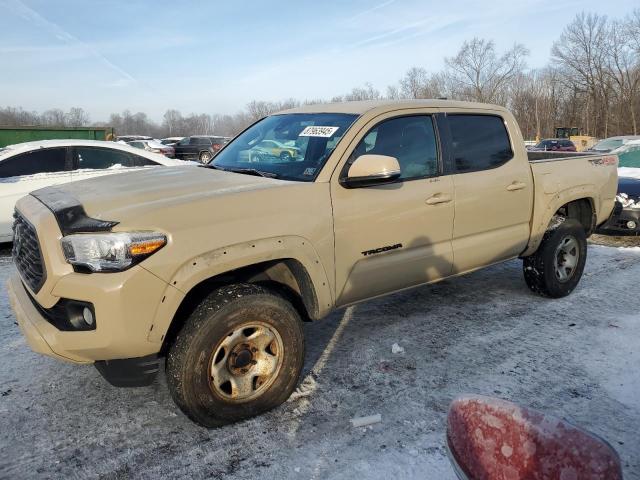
[1,239,639,479]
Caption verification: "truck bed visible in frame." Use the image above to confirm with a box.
[523,150,618,256]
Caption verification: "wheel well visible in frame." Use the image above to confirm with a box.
[554,198,595,235]
[160,259,318,356]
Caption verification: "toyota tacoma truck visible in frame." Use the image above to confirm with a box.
[7,100,618,427]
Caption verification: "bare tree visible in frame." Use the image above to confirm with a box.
[41,109,67,127]
[163,109,183,136]
[552,13,612,136]
[343,83,381,101]
[66,107,90,127]
[445,38,529,103]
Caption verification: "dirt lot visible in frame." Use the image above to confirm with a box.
[1,238,639,479]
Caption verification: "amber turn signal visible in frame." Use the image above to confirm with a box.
[129,238,167,256]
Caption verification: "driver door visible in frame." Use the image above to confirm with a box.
[331,112,455,306]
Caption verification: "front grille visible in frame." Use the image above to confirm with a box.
[12,210,46,293]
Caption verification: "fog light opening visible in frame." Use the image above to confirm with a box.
[82,307,94,326]
[626,220,637,230]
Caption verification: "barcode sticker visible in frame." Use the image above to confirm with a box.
[299,126,340,138]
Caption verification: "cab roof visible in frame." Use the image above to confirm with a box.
[278,99,507,115]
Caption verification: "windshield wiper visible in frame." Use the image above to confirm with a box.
[222,167,279,178]
[199,164,279,178]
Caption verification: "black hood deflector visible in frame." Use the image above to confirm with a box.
[30,186,119,236]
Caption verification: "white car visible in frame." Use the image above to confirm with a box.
[0,139,190,242]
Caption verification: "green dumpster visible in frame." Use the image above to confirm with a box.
[0,126,115,148]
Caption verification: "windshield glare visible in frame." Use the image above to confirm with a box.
[594,138,624,150]
[617,146,640,168]
[211,113,358,181]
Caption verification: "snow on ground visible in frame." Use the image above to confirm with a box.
[0,241,639,479]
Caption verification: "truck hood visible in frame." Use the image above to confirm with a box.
[30,165,291,222]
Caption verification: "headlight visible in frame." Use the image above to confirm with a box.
[61,232,167,272]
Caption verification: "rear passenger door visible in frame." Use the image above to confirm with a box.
[70,146,139,181]
[440,113,533,273]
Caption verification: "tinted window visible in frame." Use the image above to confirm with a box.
[351,115,438,180]
[448,115,513,173]
[132,154,157,167]
[192,137,211,145]
[0,148,67,178]
[75,147,134,169]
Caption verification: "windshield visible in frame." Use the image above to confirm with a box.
[617,145,640,168]
[211,113,358,181]
[593,138,624,151]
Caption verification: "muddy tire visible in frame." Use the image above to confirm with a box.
[166,283,304,427]
[523,218,587,298]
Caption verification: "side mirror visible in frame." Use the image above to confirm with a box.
[340,154,401,188]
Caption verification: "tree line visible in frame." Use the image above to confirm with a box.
[1,11,638,141]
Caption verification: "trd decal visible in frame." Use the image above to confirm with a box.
[361,243,403,256]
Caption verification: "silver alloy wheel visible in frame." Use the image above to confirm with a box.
[554,235,579,283]
[200,152,212,163]
[209,322,284,402]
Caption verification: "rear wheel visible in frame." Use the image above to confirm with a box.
[199,151,212,163]
[166,284,304,427]
[523,218,587,298]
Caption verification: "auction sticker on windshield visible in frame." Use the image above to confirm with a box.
[299,126,339,137]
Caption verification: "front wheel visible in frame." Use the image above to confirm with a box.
[523,218,587,298]
[166,284,305,427]
[280,151,292,162]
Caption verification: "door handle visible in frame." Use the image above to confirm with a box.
[506,181,526,191]
[425,194,452,205]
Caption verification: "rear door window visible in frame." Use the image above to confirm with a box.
[74,147,135,170]
[0,148,67,178]
[447,115,513,173]
[132,154,158,167]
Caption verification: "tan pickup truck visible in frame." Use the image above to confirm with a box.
[7,100,618,427]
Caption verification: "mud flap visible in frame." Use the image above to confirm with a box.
[94,354,160,387]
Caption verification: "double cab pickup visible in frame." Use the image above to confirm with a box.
[7,100,618,427]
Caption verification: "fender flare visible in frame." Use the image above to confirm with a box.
[522,186,595,257]
[147,235,333,343]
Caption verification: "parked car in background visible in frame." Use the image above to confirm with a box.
[128,139,175,157]
[0,139,188,242]
[587,135,640,154]
[597,140,640,235]
[246,139,301,162]
[116,135,153,143]
[528,138,577,152]
[173,135,229,163]
[161,137,184,146]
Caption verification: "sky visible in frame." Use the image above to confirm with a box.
[0,0,638,122]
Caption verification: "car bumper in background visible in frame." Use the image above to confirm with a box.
[596,202,640,236]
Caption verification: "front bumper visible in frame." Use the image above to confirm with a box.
[595,202,640,236]
[7,275,76,363]
[8,265,170,363]
[7,194,178,364]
